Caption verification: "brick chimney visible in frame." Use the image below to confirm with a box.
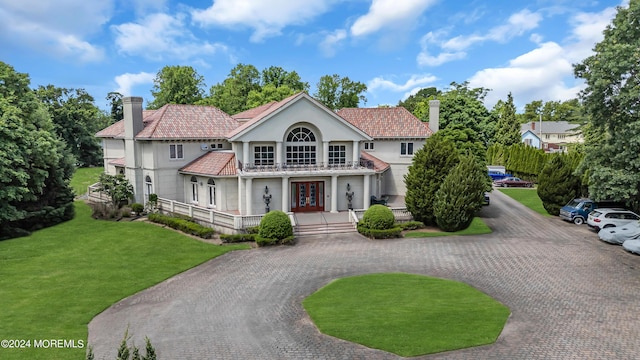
[428,100,440,133]
[531,122,535,131]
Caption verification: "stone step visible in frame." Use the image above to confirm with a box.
[296,222,356,236]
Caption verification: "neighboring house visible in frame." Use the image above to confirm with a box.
[96,93,439,218]
[520,121,582,153]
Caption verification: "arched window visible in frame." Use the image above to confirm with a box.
[190,176,198,203]
[145,175,153,203]
[207,179,216,208]
[286,126,317,165]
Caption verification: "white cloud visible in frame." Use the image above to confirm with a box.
[114,72,155,96]
[467,5,619,109]
[417,9,542,67]
[191,0,333,42]
[367,74,437,102]
[0,0,110,62]
[350,0,436,37]
[319,29,347,57]
[112,13,229,61]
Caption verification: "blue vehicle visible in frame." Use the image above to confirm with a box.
[559,198,626,225]
[487,166,512,181]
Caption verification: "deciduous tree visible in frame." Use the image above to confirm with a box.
[313,74,367,110]
[574,1,640,207]
[147,65,205,109]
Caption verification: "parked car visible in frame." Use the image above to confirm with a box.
[559,198,626,225]
[598,221,640,244]
[493,177,533,188]
[587,208,640,231]
[622,239,640,255]
[483,192,490,206]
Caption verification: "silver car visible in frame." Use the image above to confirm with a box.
[598,221,640,244]
[622,239,640,254]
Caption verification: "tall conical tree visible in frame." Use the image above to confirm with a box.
[433,153,488,231]
[404,134,460,225]
[537,154,582,215]
[494,93,521,146]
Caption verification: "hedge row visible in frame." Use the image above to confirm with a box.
[255,235,296,246]
[148,213,214,239]
[356,223,403,239]
[396,221,425,230]
[219,233,257,243]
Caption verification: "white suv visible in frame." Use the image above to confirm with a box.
[587,208,640,231]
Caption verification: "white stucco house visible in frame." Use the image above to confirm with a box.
[521,121,582,153]
[95,93,439,231]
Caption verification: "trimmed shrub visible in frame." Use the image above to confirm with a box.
[396,221,425,230]
[360,205,395,230]
[148,213,214,239]
[220,233,257,243]
[131,203,144,214]
[257,211,294,246]
[357,223,403,239]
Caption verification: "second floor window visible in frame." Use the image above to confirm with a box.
[170,144,183,159]
[328,145,346,164]
[254,145,274,165]
[401,142,414,155]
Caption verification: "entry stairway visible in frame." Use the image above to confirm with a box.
[293,212,357,236]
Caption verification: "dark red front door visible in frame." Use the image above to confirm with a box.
[291,181,324,212]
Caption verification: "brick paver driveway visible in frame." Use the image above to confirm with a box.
[89,190,640,359]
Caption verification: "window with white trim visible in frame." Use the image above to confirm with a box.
[400,142,414,155]
[170,144,184,159]
[364,142,374,150]
[254,145,275,165]
[190,176,198,203]
[144,175,153,203]
[328,145,346,164]
[207,179,216,208]
[286,126,317,165]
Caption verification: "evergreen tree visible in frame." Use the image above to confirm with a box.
[404,135,460,225]
[537,154,582,215]
[433,153,487,231]
[494,92,521,146]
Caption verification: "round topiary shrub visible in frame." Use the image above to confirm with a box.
[257,210,294,246]
[361,204,395,230]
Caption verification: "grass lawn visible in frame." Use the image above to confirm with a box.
[0,201,249,360]
[70,167,104,197]
[498,188,551,217]
[404,217,492,238]
[303,273,510,357]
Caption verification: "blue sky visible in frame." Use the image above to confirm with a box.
[0,0,626,112]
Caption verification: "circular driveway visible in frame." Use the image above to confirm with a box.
[89,191,640,359]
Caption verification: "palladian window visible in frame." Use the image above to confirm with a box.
[286,126,317,165]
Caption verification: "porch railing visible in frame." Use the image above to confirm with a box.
[241,158,375,173]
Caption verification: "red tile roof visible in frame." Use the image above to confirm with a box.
[108,157,125,166]
[96,105,238,140]
[179,152,237,176]
[360,151,390,172]
[337,107,432,138]
[231,101,279,121]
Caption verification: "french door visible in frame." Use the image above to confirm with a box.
[291,181,324,212]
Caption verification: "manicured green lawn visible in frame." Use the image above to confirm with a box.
[404,217,492,238]
[0,202,249,360]
[303,273,510,357]
[498,188,551,216]
[70,167,104,196]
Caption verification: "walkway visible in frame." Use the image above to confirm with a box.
[88,191,640,359]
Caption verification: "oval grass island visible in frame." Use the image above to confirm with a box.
[302,273,510,357]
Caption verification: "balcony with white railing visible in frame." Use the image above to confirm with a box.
[239,158,377,175]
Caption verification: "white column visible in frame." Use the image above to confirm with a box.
[331,175,338,213]
[352,141,360,168]
[237,176,243,214]
[323,141,329,168]
[363,174,371,209]
[276,141,283,166]
[242,141,250,168]
[281,177,289,212]
[245,177,253,215]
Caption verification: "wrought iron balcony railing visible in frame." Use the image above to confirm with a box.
[240,158,375,172]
